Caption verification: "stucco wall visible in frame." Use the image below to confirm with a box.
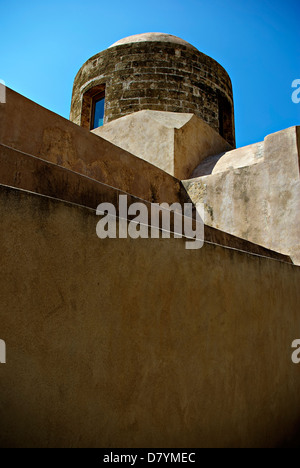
[0,88,187,205]
[0,184,299,448]
[92,110,232,180]
[184,126,300,265]
[1,87,287,262]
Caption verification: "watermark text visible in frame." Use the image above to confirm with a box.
[96,195,204,250]
[291,79,300,104]
[291,339,300,364]
[0,340,6,364]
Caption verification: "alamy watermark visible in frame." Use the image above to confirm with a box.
[96,195,204,250]
[291,79,300,104]
[0,340,6,364]
[291,339,300,364]
[0,79,6,104]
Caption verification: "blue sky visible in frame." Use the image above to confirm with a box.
[0,0,299,147]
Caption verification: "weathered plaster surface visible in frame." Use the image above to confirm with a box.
[92,110,231,179]
[184,127,300,264]
[0,185,299,448]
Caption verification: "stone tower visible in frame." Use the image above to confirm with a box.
[70,33,235,147]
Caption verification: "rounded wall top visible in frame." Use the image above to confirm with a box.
[109,33,198,51]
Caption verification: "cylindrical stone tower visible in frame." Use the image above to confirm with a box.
[70,33,235,147]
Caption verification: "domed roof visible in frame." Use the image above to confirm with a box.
[109,33,198,51]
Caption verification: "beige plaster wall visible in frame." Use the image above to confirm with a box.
[0,184,299,448]
[92,110,231,179]
[0,89,288,262]
[0,88,186,205]
[184,126,300,265]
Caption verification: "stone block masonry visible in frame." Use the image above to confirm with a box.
[70,36,235,147]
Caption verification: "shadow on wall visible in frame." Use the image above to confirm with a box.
[190,152,226,177]
[276,419,300,448]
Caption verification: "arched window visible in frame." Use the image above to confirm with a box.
[81,83,106,130]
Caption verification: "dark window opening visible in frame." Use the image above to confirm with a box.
[91,92,105,129]
[217,91,235,148]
